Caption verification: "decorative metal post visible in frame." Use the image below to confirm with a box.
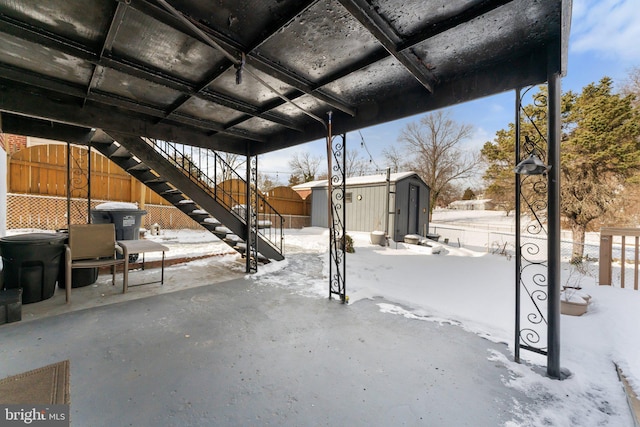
[514,87,550,361]
[66,141,91,226]
[326,112,347,302]
[245,152,258,273]
[514,73,563,378]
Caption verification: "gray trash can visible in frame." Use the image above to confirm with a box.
[91,208,146,261]
[91,209,146,241]
[0,233,66,304]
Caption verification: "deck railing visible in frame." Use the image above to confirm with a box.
[599,227,640,289]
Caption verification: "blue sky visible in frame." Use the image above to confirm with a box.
[260,0,640,184]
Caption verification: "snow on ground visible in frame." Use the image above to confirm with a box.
[247,212,640,426]
[5,210,640,425]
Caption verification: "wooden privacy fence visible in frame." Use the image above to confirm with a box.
[599,227,640,289]
[9,144,169,205]
[7,144,310,228]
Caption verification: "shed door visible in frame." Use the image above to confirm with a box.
[408,184,419,234]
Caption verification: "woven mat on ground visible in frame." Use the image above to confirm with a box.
[0,360,70,404]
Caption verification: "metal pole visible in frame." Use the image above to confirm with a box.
[66,141,71,229]
[245,147,251,274]
[87,141,91,223]
[384,167,391,245]
[326,111,333,299]
[514,88,522,363]
[547,71,562,379]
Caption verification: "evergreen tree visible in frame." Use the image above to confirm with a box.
[562,78,640,262]
[482,78,640,262]
[462,187,476,200]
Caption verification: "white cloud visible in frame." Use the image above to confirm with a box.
[258,140,326,178]
[570,0,640,62]
[463,127,492,152]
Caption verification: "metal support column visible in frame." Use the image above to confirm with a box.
[245,150,258,274]
[87,141,92,222]
[66,141,71,229]
[326,112,347,302]
[547,70,562,379]
[514,88,522,363]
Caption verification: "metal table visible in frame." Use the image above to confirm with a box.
[116,240,169,292]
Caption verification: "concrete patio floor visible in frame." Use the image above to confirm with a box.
[0,267,532,426]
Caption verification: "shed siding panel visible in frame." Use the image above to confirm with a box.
[311,189,328,227]
[308,174,429,243]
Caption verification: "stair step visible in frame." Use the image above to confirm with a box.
[144,177,167,184]
[212,231,228,240]
[235,243,270,263]
[110,146,132,158]
[201,219,221,228]
[161,189,182,195]
[188,209,208,217]
[127,163,151,172]
[223,237,241,247]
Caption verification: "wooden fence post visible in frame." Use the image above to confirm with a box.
[599,232,612,286]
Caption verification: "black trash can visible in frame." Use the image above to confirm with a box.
[91,208,146,261]
[0,233,66,304]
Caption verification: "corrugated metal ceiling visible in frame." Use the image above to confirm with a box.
[0,0,571,155]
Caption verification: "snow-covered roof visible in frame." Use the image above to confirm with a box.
[292,171,421,190]
[448,199,494,206]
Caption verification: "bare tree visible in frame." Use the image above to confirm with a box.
[258,172,280,191]
[621,65,640,108]
[345,149,369,177]
[209,150,246,182]
[398,111,479,214]
[382,146,410,173]
[288,152,322,182]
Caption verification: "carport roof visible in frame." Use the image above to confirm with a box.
[0,0,571,156]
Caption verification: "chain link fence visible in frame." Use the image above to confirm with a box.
[429,222,640,290]
[7,193,200,231]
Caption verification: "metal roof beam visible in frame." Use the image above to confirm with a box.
[131,0,355,117]
[337,0,436,93]
[398,0,515,51]
[160,0,319,121]
[0,63,266,142]
[0,14,298,132]
[0,80,251,153]
[85,0,129,105]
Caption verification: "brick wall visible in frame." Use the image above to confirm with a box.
[4,134,27,155]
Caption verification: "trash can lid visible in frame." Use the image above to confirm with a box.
[93,202,140,210]
[0,233,67,244]
[91,208,147,214]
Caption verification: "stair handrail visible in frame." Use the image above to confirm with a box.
[145,138,284,254]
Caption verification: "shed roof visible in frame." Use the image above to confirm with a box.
[292,171,422,189]
[0,0,571,155]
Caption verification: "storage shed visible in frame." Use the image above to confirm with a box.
[296,172,430,242]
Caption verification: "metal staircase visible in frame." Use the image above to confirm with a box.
[90,130,284,264]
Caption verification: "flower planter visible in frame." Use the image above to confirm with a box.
[560,287,591,316]
[561,299,589,316]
